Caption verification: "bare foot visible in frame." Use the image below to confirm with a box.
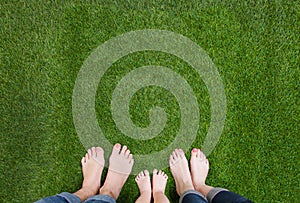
[153,169,168,194]
[73,147,105,201]
[190,148,209,190]
[135,170,151,203]
[100,143,134,200]
[190,148,212,196]
[169,149,194,196]
[153,169,170,203]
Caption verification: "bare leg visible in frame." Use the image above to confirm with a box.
[99,143,134,200]
[190,148,213,196]
[73,147,105,201]
[135,170,151,203]
[169,149,195,196]
[191,149,254,203]
[153,169,170,203]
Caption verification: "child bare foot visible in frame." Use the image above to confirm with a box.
[153,169,170,203]
[73,147,105,201]
[100,143,134,200]
[169,149,194,196]
[135,170,151,203]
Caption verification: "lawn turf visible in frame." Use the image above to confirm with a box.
[0,0,299,202]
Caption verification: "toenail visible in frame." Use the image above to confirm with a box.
[193,148,198,152]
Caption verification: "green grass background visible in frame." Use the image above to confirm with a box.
[1,0,299,202]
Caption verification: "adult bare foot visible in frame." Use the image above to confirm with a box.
[135,170,151,203]
[169,149,194,196]
[153,169,170,203]
[73,147,105,201]
[190,148,212,196]
[100,143,134,200]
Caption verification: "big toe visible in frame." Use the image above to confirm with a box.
[191,148,198,158]
[91,147,97,158]
[95,147,104,164]
[144,170,149,176]
[112,143,121,155]
[95,147,104,156]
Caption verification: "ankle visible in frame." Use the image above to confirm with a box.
[183,184,195,192]
[99,186,117,200]
[153,191,165,197]
[73,188,94,202]
[140,190,151,196]
[196,184,213,197]
[81,184,98,195]
[139,191,151,202]
[195,183,206,191]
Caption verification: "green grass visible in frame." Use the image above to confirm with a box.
[1,0,299,202]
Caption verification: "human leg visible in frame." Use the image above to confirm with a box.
[73,147,105,201]
[169,149,207,203]
[135,170,151,203]
[169,149,195,196]
[190,148,212,196]
[190,148,254,203]
[99,143,134,200]
[152,169,170,203]
[35,147,105,203]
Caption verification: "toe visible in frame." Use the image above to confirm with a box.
[144,170,149,176]
[112,143,121,155]
[199,150,205,160]
[125,149,130,158]
[128,154,134,165]
[91,147,96,157]
[95,147,104,157]
[88,149,92,159]
[202,150,207,159]
[81,157,86,165]
[130,158,134,165]
[169,156,175,166]
[153,169,158,175]
[174,150,180,159]
[172,151,177,160]
[158,170,162,175]
[138,171,143,179]
[205,159,209,166]
[121,145,127,155]
[191,148,198,157]
[197,149,201,158]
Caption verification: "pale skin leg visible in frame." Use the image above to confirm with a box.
[169,149,195,196]
[135,170,151,203]
[73,147,105,202]
[190,148,213,196]
[99,143,134,200]
[153,169,170,203]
